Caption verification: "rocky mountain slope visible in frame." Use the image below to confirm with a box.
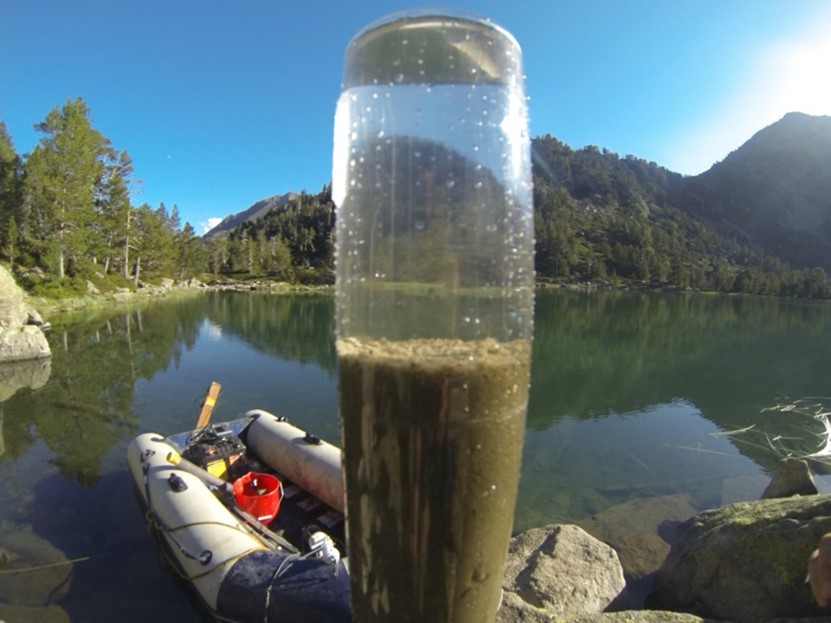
[203,191,298,240]
[684,112,831,271]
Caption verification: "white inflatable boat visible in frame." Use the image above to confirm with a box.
[126,408,351,622]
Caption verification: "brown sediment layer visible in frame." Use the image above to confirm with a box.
[338,337,530,622]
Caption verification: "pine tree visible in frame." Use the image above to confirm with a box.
[4,215,18,269]
[96,150,134,276]
[175,223,206,279]
[23,98,112,278]
[0,121,23,261]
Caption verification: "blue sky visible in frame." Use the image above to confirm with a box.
[2,1,830,234]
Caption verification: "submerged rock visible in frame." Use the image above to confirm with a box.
[578,493,697,581]
[0,527,73,606]
[0,602,70,623]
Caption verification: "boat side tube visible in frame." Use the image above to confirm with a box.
[127,433,268,610]
[127,432,352,621]
[245,410,344,514]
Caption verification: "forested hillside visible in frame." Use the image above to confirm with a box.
[0,98,205,295]
[530,133,830,297]
[202,188,335,282]
[529,112,831,297]
[207,115,831,298]
[1,99,829,299]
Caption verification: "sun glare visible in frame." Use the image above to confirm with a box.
[765,24,831,117]
[666,13,831,176]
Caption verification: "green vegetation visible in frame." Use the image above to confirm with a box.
[2,100,829,299]
[0,98,207,295]
[0,98,337,294]
[204,186,335,283]
[530,135,830,298]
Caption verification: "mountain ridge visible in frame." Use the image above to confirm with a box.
[203,191,298,239]
[685,112,831,270]
[203,112,831,294]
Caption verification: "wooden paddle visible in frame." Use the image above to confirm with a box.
[195,381,221,429]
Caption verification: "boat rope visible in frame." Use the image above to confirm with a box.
[261,540,342,618]
[145,511,263,581]
[262,550,311,617]
[0,554,92,575]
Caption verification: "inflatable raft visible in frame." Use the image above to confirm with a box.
[126,408,351,622]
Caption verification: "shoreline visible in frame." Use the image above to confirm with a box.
[31,277,805,324]
[30,279,334,320]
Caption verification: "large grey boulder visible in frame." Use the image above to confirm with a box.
[498,524,626,621]
[0,266,51,363]
[651,495,831,622]
[0,325,51,363]
[0,264,27,329]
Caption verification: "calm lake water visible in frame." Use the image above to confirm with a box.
[2,289,831,621]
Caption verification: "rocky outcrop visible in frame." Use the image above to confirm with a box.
[651,494,831,622]
[0,266,51,363]
[496,523,727,623]
[498,460,831,623]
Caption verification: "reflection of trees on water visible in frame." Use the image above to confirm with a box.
[530,289,831,471]
[3,289,828,484]
[1,297,206,484]
[203,292,337,373]
[1,293,339,486]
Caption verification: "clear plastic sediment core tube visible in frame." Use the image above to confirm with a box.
[333,9,534,623]
[333,8,534,343]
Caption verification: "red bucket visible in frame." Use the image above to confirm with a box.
[233,472,282,523]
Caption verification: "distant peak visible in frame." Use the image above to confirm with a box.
[202,192,298,239]
[776,111,831,125]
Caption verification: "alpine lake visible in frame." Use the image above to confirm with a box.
[2,288,831,621]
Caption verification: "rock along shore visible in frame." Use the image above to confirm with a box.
[0,265,51,364]
[498,459,831,623]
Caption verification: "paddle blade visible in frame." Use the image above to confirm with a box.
[196,381,221,429]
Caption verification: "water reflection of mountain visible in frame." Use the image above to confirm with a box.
[203,292,337,373]
[530,289,831,471]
